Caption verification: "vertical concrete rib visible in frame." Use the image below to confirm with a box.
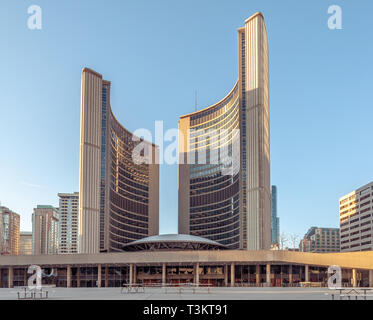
[243,13,271,250]
[79,68,102,254]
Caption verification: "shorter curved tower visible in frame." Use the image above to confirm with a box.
[79,68,159,253]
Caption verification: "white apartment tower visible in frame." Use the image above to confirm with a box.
[58,192,79,254]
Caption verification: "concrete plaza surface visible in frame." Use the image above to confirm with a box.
[1,287,371,300]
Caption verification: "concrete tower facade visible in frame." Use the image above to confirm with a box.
[79,68,159,253]
[178,13,271,250]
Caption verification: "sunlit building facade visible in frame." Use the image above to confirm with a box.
[178,13,271,250]
[340,181,373,252]
[0,206,20,255]
[20,232,32,255]
[1,249,373,288]
[79,68,159,254]
[32,205,59,255]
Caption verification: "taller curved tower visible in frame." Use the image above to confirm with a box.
[178,13,271,250]
[79,68,159,253]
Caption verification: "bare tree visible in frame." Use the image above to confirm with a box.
[279,232,288,250]
[289,233,300,250]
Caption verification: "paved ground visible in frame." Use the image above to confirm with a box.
[1,286,371,300]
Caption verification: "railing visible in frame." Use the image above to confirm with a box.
[16,286,51,299]
[232,282,330,288]
[121,283,145,293]
[120,282,336,291]
[120,283,212,294]
[326,288,373,300]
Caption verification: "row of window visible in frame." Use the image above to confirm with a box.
[191,195,239,213]
[191,214,240,232]
[191,206,239,224]
[110,190,149,216]
[190,180,239,207]
[189,86,238,124]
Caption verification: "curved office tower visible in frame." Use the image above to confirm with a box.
[79,68,159,253]
[178,13,271,250]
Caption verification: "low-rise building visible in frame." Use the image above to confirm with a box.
[0,234,372,288]
[299,227,340,253]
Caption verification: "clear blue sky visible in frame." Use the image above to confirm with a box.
[1,0,372,239]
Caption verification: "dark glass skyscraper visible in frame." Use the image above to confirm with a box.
[271,185,279,245]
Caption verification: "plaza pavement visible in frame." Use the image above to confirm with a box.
[0,286,370,300]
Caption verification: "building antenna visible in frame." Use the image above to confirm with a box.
[195,90,198,112]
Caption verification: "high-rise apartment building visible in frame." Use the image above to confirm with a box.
[299,227,340,253]
[79,68,159,253]
[20,231,32,255]
[0,206,20,255]
[340,181,373,252]
[271,185,280,245]
[58,192,79,254]
[32,205,59,255]
[178,13,271,250]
